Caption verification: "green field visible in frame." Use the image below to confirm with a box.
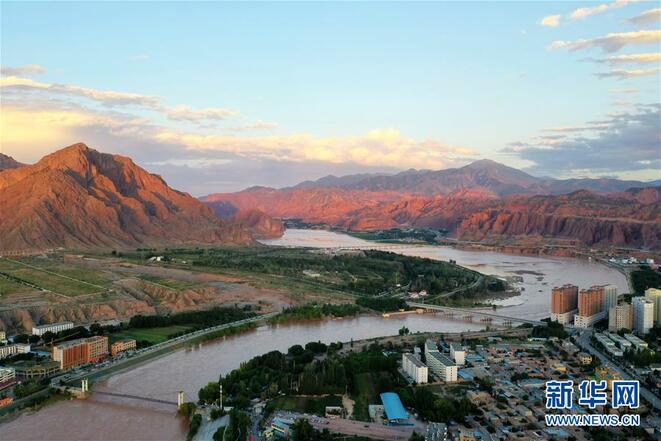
[0,258,110,296]
[0,275,35,296]
[110,325,194,344]
[266,395,342,416]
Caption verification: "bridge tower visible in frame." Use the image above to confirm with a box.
[177,391,185,408]
[81,378,89,393]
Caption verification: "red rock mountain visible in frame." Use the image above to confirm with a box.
[204,183,661,249]
[227,209,285,239]
[0,144,253,250]
[0,153,25,170]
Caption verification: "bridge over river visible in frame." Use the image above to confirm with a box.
[406,301,549,327]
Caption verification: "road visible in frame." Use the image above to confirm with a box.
[576,331,661,412]
[60,312,278,386]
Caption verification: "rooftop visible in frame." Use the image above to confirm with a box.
[403,353,426,368]
[380,392,409,421]
[428,352,455,367]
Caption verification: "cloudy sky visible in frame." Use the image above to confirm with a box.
[1,1,659,195]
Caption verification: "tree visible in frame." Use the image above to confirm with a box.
[178,402,196,419]
[292,418,316,441]
[399,326,410,336]
[409,433,425,441]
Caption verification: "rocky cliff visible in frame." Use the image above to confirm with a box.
[0,143,253,250]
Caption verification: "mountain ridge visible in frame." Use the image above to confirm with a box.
[0,143,254,250]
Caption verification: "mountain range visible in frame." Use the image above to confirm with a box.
[203,160,661,249]
[0,144,278,250]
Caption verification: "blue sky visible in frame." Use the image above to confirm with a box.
[1,1,659,194]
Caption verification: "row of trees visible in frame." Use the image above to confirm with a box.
[128,306,252,329]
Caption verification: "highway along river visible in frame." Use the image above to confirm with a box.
[2,229,628,441]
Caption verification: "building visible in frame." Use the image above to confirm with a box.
[427,352,457,382]
[14,361,60,379]
[380,392,409,425]
[424,339,439,359]
[0,330,6,343]
[0,367,16,388]
[31,321,74,336]
[52,336,109,370]
[645,288,661,325]
[450,343,465,366]
[602,284,618,313]
[550,284,578,324]
[402,353,428,384]
[426,422,448,441]
[574,286,606,328]
[608,303,632,332]
[633,297,654,335]
[111,339,137,356]
[623,333,648,350]
[577,352,592,365]
[86,336,109,362]
[0,343,31,359]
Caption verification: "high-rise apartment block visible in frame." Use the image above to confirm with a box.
[574,286,606,328]
[633,297,654,335]
[551,284,578,324]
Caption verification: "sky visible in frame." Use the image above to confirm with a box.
[1,1,660,195]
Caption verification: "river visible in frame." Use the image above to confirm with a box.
[1,229,629,441]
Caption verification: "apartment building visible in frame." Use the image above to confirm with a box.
[0,343,31,359]
[52,336,109,370]
[427,352,457,382]
[645,288,661,325]
[32,321,74,336]
[608,303,632,332]
[633,297,654,335]
[402,353,428,384]
[111,339,137,356]
[450,343,465,366]
[550,284,578,324]
[574,286,606,328]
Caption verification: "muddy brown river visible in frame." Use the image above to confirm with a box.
[1,229,629,441]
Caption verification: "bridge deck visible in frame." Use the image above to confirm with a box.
[94,391,177,406]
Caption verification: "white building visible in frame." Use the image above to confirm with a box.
[0,331,6,344]
[603,285,618,313]
[424,339,439,359]
[0,343,31,359]
[551,311,576,325]
[402,353,428,384]
[574,311,606,329]
[427,352,457,382]
[645,288,661,325]
[0,367,16,384]
[32,321,74,336]
[450,343,465,366]
[633,297,654,335]
[623,333,648,350]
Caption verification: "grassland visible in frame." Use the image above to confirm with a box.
[0,257,111,296]
[138,274,199,290]
[265,395,343,415]
[109,325,194,344]
[0,275,34,296]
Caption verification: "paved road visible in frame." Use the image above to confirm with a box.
[61,312,278,386]
[576,331,661,412]
[308,416,414,441]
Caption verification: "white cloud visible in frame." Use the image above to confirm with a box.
[595,67,661,79]
[165,105,238,122]
[0,64,46,76]
[0,72,240,125]
[550,30,661,53]
[129,54,150,61]
[147,158,233,168]
[570,0,640,21]
[539,15,561,27]
[609,87,640,93]
[594,53,661,64]
[628,8,661,26]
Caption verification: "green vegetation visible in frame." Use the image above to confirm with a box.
[220,409,250,441]
[14,379,49,399]
[116,246,481,301]
[631,265,661,294]
[347,228,447,244]
[0,257,109,296]
[532,321,568,339]
[266,395,342,415]
[401,387,478,424]
[356,296,406,312]
[271,303,360,323]
[128,306,252,329]
[199,341,402,421]
[624,347,661,367]
[111,325,194,345]
[186,414,202,441]
[0,274,34,296]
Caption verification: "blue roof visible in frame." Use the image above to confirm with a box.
[380,392,408,421]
